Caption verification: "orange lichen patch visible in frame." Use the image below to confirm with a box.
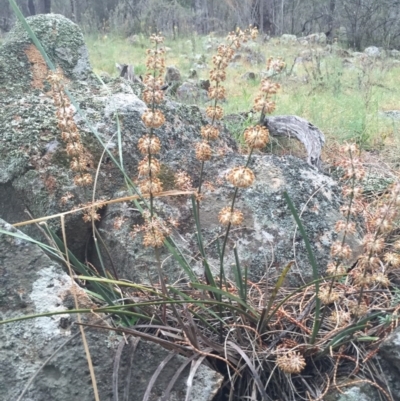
[24,44,49,89]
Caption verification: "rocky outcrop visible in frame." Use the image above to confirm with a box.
[0,14,224,401]
[0,14,351,288]
[0,218,222,401]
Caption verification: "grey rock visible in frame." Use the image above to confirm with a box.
[326,385,379,401]
[0,218,99,401]
[188,68,198,79]
[96,155,361,287]
[199,78,210,91]
[0,13,211,259]
[380,325,400,372]
[2,14,91,83]
[381,110,400,120]
[116,63,142,84]
[176,81,207,102]
[165,65,182,84]
[301,32,327,44]
[0,220,222,401]
[0,14,362,291]
[389,49,400,59]
[364,46,382,58]
[232,53,242,62]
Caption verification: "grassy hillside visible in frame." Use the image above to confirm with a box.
[86,33,400,158]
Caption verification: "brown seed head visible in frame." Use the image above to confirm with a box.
[137,157,161,177]
[218,206,244,226]
[61,131,80,143]
[142,109,165,128]
[267,57,286,73]
[206,105,224,120]
[260,79,280,94]
[244,125,269,149]
[328,310,351,327]
[209,69,226,82]
[372,272,390,287]
[138,178,163,195]
[195,141,212,161]
[138,135,162,155]
[384,252,400,267]
[74,173,93,187]
[143,89,164,104]
[149,33,164,44]
[143,228,165,248]
[276,351,306,374]
[212,54,229,69]
[326,262,347,276]
[174,171,193,191]
[201,125,220,141]
[318,287,340,304]
[145,56,165,73]
[330,241,352,259]
[227,166,255,188]
[362,234,385,253]
[208,86,226,100]
[348,301,368,317]
[253,96,276,113]
[334,220,356,234]
[250,26,258,39]
[143,75,164,90]
[66,142,84,157]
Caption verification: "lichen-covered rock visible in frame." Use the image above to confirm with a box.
[325,385,379,401]
[380,325,400,371]
[96,154,362,286]
[0,218,222,401]
[364,46,383,58]
[0,14,91,92]
[0,14,361,287]
[0,13,232,259]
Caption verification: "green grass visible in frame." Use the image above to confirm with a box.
[85,33,400,154]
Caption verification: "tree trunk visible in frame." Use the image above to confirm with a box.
[28,0,36,15]
[326,0,336,42]
[70,0,76,22]
[193,0,209,34]
[263,115,325,168]
[44,0,51,13]
[36,0,51,14]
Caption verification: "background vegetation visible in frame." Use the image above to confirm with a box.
[2,0,400,50]
[87,32,400,156]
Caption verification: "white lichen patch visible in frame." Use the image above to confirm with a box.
[29,266,73,340]
[299,168,336,201]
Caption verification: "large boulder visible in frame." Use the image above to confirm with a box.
[0,218,222,401]
[0,14,356,288]
[364,46,383,58]
[0,15,225,400]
